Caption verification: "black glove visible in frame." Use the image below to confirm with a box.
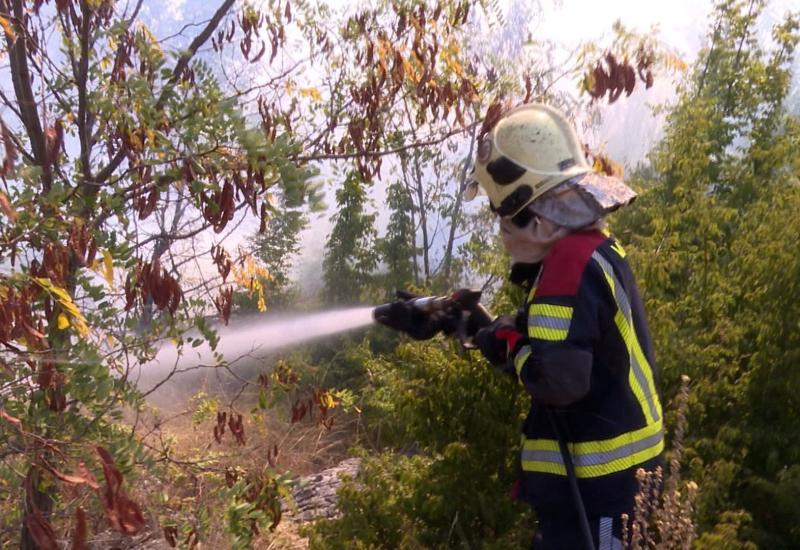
[374,290,445,340]
[475,316,523,371]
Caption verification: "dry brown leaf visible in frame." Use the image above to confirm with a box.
[0,192,15,222]
[72,507,88,550]
[0,15,16,42]
[39,457,99,489]
[0,408,21,427]
[96,447,145,535]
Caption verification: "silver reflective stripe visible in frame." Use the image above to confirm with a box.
[591,252,660,423]
[520,430,664,467]
[598,516,623,550]
[599,517,613,550]
[528,315,571,331]
[630,352,657,420]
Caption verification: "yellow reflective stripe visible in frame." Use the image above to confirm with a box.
[523,417,662,454]
[614,311,662,425]
[521,419,664,478]
[528,304,573,341]
[514,345,532,377]
[530,304,572,319]
[527,285,537,303]
[612,309,654,424]
[523,459,569,476]
[577,436,662,477]
[592,252,662,424]
[611,240,627,258]
[529,326,568,340]
[521,437,664,478]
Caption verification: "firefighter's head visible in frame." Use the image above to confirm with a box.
[465,103,593,218]
[465,103,637,260]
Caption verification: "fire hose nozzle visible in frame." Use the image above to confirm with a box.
[372,302,395,324]
[372,289,492,347]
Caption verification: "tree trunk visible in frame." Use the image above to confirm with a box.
[443,125,476,283]
[411,150,430,283]
[400,154,421,286]
[408,189,421,286]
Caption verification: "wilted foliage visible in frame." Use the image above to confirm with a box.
[587,52,654,103]
[125,260,183,316]
[0,0,317,544]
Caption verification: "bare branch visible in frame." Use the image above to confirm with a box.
[123,0,144,30]
[155,0,236,111]
[77,0,92,182]
[1,0,50,191]
[294,123,477,163]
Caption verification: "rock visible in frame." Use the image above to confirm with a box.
[287,457,361,523]
[86,528,172,550]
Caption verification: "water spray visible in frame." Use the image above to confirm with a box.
[149,307,376,373]
[145,289,490,379]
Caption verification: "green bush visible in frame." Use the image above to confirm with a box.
[308,339,534,548]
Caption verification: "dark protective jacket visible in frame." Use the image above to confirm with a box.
[507,229,663,517]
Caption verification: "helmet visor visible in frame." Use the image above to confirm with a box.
[462,179,480,201]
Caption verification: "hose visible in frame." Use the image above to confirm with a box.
[547,409,596,550]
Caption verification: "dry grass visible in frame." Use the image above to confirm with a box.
[624,375,698,549]
[127,369,361,549]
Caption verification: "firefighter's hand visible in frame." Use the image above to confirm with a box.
[475,316,522,369]
[444,288,492,344]
[374,291,444,340]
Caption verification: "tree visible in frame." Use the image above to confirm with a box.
[323,171,379,305]
[245,196,309,310]
[0,0,689,546]
[0,0,314,545]
[378,181,415,294]
[613,1,800,546]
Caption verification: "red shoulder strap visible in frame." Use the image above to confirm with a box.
[536,231,607,297]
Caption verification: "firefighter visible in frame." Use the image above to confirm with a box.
[467,103,664,549]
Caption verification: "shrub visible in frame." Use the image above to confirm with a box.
[308,338,534,548]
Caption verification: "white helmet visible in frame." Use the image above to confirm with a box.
[466,103,635,221]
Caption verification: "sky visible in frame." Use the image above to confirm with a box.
[536,0,711,164]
